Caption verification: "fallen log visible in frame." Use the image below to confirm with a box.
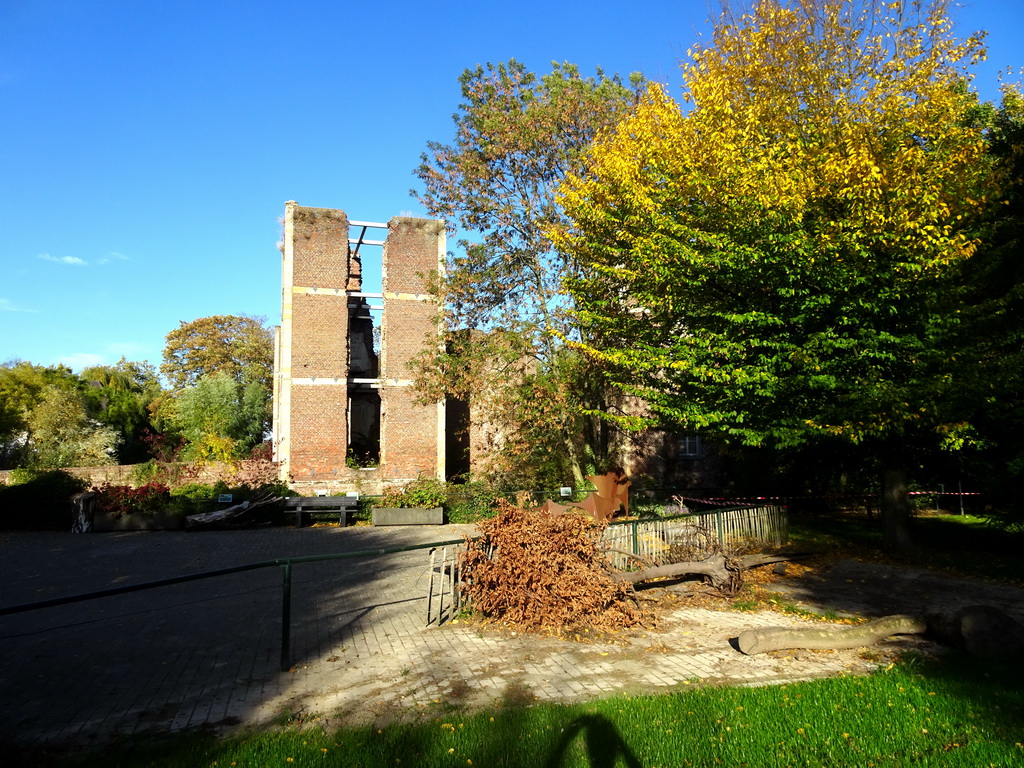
[612,552,813,591]
[738,553,813,569]
[737,614,927,655]
[613,552,734,590]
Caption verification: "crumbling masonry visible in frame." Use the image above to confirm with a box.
[272,202,448,493]
[272,202,724,497]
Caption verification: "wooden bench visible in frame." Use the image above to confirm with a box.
[283,496,358,528]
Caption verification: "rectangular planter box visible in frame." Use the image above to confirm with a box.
[92,510,185,532]
[371,507,443,526]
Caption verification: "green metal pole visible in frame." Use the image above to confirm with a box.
[280,561,293,672]
[631,520,639,556]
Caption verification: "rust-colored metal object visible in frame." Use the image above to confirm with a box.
[540,470,631,523]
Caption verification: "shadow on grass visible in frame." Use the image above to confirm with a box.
[542,713,643,768]
[908,651,1024,743]
[789,509,1024,579]
[9,653,1022,768]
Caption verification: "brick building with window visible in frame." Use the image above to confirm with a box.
[272,202,724,496]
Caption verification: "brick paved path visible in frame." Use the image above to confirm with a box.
[0,527,885,747]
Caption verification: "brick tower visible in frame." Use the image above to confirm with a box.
[273,202,445,493]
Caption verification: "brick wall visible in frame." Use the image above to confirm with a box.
[380,217,445,482]
[288,383,349,481]
[274,205,445,490]
[0,461,281,490]
[290,207,350,287]
[276,204,351,482]
[290,293,347,376]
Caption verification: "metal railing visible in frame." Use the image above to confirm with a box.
[1,504,788,660]
[426,544,463,626]
[0,538,463,671]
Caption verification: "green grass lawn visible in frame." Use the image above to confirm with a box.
[26,653,1022,768]
[788,510,1024,584]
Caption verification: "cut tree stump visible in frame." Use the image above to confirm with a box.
[926,605,1024,658]
[737,614,927,655]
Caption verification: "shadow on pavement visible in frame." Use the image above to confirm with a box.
[0,526,467,746]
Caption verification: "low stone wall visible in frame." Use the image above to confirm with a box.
[0,460,281,490]
[286,468,383,497]
[0,461,415,496]
[0,464,143,487]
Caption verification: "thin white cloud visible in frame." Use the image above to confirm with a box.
[96,251,129,265]
[38,253,88,266]
[55,344,158,372]
[0,298,38,313]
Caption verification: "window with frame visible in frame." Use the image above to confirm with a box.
[676,434,703,459]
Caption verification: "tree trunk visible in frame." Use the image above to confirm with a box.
[737,607,1024,659]
[565,432,586,489]
[611,553,810,591]
[737,614,926,655]
[612,552,734,589]
[881,463,914,552]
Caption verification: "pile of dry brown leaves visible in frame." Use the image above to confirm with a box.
[459,501,648,631]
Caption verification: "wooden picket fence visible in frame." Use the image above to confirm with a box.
[601,505,787,570]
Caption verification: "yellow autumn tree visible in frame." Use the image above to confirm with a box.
[554,0,1002,549]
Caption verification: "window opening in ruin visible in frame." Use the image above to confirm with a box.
[346,220,386,466]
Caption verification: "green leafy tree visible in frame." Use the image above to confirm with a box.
[555,0,1001,549]
[161,315,273,392]
[0,397,19,452]
[160,315,273,457]
[412,60,644,486]
[26,386,119,468]
[947,86,1024,511]
[0,361,81,467]
[80,358,163,463]
[170,372,265,461]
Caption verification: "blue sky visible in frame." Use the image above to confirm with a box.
[1,0,1020,374]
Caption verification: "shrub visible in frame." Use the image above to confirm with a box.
[93,482,171,519]
[0,470,88,530]
[163,480,290,519]
[376,478,502,523]
[3,468,86,496]
[379,477,447,510]
[170,482,222,500]
[128,460,161,486]
[164,482,222,517]
[0,469,88,529]
[7,467,40,487]
[444,481,502,523]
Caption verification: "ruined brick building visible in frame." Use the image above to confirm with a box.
[272,202,724,496]
[272,202,451,494]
